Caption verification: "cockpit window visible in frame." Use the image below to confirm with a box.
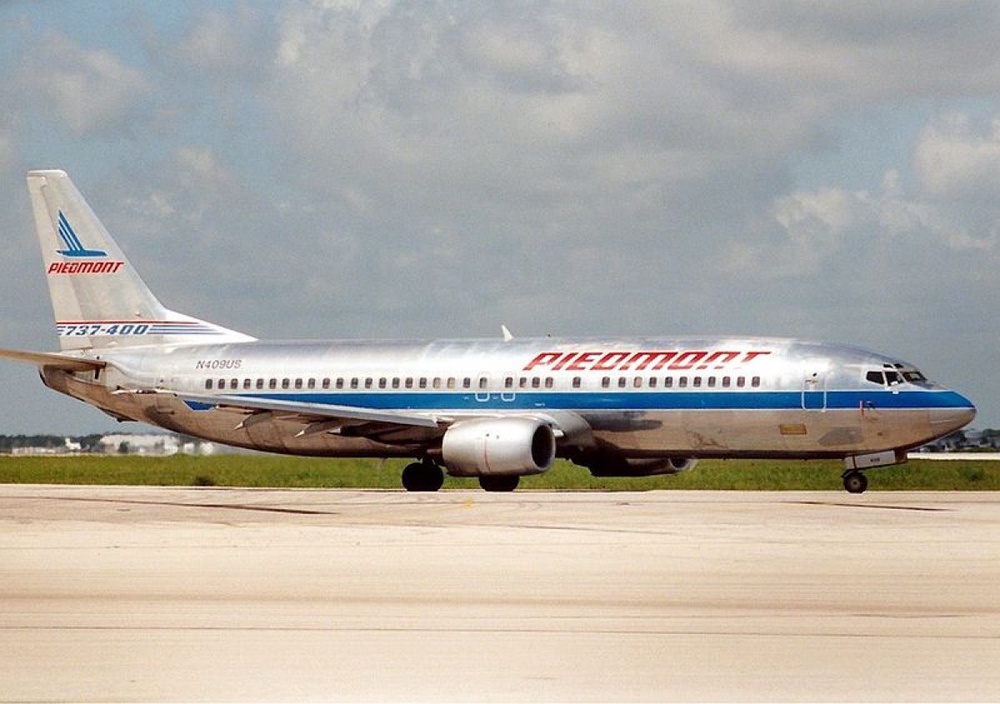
[867,366,928,386]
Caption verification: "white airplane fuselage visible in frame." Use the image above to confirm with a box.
[2,170,977,493]
[44,337,972,462]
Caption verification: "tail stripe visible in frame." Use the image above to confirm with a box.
[56,320,238,337]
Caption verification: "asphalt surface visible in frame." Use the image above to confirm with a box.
[2,486,999,702]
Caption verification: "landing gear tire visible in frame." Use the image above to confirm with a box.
[479,475,520,492]
[843,470,868,494]
[401,461,444,492]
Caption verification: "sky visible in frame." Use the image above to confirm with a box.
[0,0,998,434]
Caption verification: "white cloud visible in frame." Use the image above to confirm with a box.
[915,113,1000,200]
[21,33,148,136]
[0,129,15,175]
[164,6,274,78]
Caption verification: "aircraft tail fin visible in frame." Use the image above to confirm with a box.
[27,170,255,351]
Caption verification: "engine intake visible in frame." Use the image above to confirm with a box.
[442,417,556,477]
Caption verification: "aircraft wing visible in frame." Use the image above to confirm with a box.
[172,391,446,444]
[0,347,106,372]
[171,393,593,448]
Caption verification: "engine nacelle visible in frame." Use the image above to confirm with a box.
[442,417,556,477]
[586,456,698,477]
[647,457,698,475]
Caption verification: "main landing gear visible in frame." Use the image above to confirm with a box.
[399,461,521,492]
[478,475,520,492]
[842,470,868,494]
[401,460,444,492]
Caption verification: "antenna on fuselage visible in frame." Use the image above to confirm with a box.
[501,325,514,342]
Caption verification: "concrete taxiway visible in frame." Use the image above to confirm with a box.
[1,486,999,702]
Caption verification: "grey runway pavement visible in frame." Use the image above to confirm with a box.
[1,486,999,702]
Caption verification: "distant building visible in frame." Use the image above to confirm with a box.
[95,433,223,456]
[11,437,83,456]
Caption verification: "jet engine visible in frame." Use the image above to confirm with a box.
[442,417,556,477]
[584,455,698,477]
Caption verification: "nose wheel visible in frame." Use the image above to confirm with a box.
[842,470,868,494]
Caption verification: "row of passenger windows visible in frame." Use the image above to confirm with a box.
[601,375,761,389]
[203,374,762,391]
[205,376,490,391]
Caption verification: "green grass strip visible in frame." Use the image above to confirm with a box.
[1,455,998,491]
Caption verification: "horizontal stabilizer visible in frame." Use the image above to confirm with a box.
[0,347,105,371]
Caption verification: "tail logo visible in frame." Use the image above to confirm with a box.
[56,211,107,257]
[48,211,124,275]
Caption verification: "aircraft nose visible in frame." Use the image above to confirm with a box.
[929,392,976,435]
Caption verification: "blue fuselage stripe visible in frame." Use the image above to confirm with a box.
[223,388,971,413]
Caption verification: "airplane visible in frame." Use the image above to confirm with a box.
[0,170,977,493]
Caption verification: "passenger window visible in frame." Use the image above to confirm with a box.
[281,378,290,389]
[307,378,315,390]
[269,378,277,390]
[294,378,303,389]
[664,377,673,388]
[242,379,251,390]
[693,377,701,388]
[392,378,400,389]
[419,378,427,389]
[736,377,745,388]
[505,377,514,389]
[602,377,611,388]
[350,378,359,389]
[679,377,688,388]
[648,377,657,388]
[205,379,213,390]
[707,377,716,388]
[322,378,330,389]
[379,378,387,389]
[335,378,344,389]
[722,376,730,388]
[256,378,264,390]
[365,378,373,389]
[544,377,554,389]
[531,377,541,389]
[618,377,627,388]
[572,377,581,388]
[752,376,761,388]
[633,376,642,388]
[479,377,488,389]
[405,378,413,389]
